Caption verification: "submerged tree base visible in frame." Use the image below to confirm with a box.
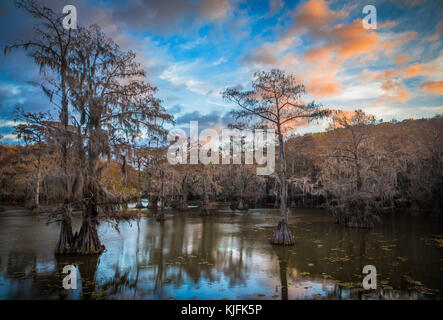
[56,216,105,256]
[55,214,75,255]
[331,193,380,229]
[270,220,295,245]
[337,217,374,229]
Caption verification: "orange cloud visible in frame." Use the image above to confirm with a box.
[327,20,381,60]
[293,0,347,34]
[395,54,409,64]
[308,78,340,97]
[379,21,397,28]
[419,80,443,94]
[299,18,382,98]
[404,64,435,78]
[303,47,332,63]
[359,69,401,82]
[243,0,431,104]
[379,79,411,103]
[374,70,401,80]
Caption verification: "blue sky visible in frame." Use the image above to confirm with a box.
[0,0,442,143]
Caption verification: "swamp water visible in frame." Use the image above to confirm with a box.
[0,205,442,299]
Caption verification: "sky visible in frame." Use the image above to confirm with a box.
[0,0,442,143]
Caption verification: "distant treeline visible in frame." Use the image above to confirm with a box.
[2,115,442,222]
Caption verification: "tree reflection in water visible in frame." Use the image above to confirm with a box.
[0,207,442,300]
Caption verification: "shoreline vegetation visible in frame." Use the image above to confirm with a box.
[0,1,441,255]
[1,113,442,227]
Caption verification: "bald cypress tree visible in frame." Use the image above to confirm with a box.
[5,0,77,253]
[66,25,172,253]
[223,69,329,245]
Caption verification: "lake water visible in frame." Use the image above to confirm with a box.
[0,205,442,300]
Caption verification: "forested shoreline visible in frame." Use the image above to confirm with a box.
[2,114,442,218]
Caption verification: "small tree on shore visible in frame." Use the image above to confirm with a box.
[223,69,329,245]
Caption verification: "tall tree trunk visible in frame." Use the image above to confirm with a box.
[72,201,105,254]
[356,160,362,192]
[135,165,143,209]
[156,171,166,221]
[70,122,105,255]
[60,62,69,170]
[200,182,210,216]
[150,195,159,214]
[121,154,128,187]
[56,65,75,254]
[55,209,75,254]
[237,177,248,210]
[35,155,41,208]
[180,175,188,211]
[271,129,295,245]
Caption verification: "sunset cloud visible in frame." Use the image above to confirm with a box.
[292,0,347,35]
[379,79,411,103]
[420,80,443,94]
[0,0,442,140]
[395,55,409,64]
[404,64,436,78]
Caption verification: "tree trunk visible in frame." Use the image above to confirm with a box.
[68,124,105,255]
[156,190,166,221]
[180,176,188,211]
[135,166,143,209]
[149,195,159,213]
[35,159,41,208]
[55,62,75,255]
[270,219,295,245]
[121,154,128,187]
[179,195,188,211]
[156,173,166,221]
[271,130,295,245]
[60,62,69,170]
[72,204,105,255]
[356,161,362,192]
[55,209,75,255]
[200,191,210,216]
[237,198,248,210]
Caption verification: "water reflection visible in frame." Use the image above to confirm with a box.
[0,206,442,299]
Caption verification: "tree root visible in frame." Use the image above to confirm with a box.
[270,220,295,245]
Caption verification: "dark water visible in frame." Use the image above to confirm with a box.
[0,205,442,300]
